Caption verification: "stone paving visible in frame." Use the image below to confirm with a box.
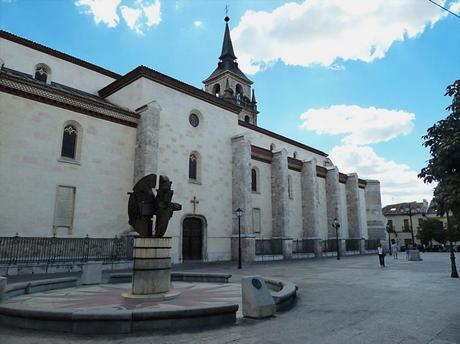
[1,281,242,315]
[1,253,460,344]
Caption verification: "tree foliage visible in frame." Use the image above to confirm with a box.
[419,80,460,228]
[417,218,445,244]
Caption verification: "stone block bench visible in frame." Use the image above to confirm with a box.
[264,278,298,311]
[2,277,78,300]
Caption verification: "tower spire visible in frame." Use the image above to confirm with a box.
[219,16,236,62]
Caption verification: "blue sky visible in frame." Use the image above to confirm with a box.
[1,0,459,205]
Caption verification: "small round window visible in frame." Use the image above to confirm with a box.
[189,113,199,127]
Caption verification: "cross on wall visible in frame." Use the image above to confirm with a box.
[190,196,199,214]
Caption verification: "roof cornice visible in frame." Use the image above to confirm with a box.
[99,66,242,114]
[0,70,138,127]
[202,69,254,85]
[239,120,328,157]
[0,30,120,79]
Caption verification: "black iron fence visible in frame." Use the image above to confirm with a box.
[346,239,362,252]
[292,239,316,254]
[365,239,381,250]
[0,235,133,266]
[323,239,338,253]
[255,239,283,256]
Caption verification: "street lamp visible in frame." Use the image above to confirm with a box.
[332,218,340,260]
[235,208,243,269]
[403,204,416,248]
[386,221,393,256]
[446,212,459,278]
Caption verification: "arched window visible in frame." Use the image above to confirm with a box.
[235,84,243,104]
[270,143,276,152]
[61,124,78,159]
[244,115,250,123]
[34,63,51,83]
[213,84,220,97]
[235,84,242,96]
[288,175,293,199]
[251,168,258,192]
[189,154,197,180]
[293,151,298,159]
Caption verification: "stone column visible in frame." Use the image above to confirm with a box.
[326,167,345,253]
[365,180,386,241]
[346,173,365,253]
[133,101,161,185]
[271,149,292,259]
[301,159,322,256]
[231,135,255,262]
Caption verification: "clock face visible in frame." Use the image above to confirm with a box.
[189,113,199,127]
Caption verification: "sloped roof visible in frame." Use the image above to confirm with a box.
[382,201,428,216]
[0,67,138,127]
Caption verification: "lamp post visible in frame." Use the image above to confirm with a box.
[403,204,416,248]
[332,218,340,260]
[386,221,393,256]
[446,212,459,278]
[235,208,243,269]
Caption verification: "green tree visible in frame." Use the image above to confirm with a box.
[417,218,445,245]
[419,79,460,224]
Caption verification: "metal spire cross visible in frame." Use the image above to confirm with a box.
[225,5,229,17]
[190,196,199,214]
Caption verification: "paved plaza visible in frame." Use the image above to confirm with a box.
[1,253,460,344]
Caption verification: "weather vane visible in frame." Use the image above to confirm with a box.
[225,4,229,17]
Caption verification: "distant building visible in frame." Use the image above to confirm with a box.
[383,200,448,248]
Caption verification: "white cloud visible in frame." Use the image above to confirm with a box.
[142,0,161,27]
[231,0,455,74]
[299,105,415,145]
[450,1,460,13]
[194,20,203,28]
[120,5,143,34]
[75,0,161,32]
[75,0,121,27]
[329,145,433,206]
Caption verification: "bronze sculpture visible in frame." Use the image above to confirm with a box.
[128,174,182,237]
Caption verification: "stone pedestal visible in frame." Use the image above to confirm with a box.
[313,239,323,257]
[408,249,422,261]
[80,261,103,285]
[282,238,293,260]
[231,234,256,262]
[132,237,171,295]
[0,277,6,303]
[359,239,366,254]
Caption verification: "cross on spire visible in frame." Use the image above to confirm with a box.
[225,4,229,17]
[190,196,199,214]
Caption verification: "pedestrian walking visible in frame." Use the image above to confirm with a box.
[391,242,398,259]
[377,244,385,267]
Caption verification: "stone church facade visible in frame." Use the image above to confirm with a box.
[0,18,386,263]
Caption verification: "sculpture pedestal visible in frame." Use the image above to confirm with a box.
[131,237,171,295]
[408,249,422,261]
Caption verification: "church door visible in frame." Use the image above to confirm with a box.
[182,217,203,261]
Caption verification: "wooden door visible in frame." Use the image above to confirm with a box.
[182,218,203,260]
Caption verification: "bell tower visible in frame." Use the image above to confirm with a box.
[203,16,259,125]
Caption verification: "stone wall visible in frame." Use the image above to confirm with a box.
[365,180,386,240]
[0,92,136,237]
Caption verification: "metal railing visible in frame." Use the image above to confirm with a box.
[255,239,283,256]
[323,239,338,253]
[365,239,380,250]
[345,239,361,252]
[292,239,315,254]
[0,235,133,266]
